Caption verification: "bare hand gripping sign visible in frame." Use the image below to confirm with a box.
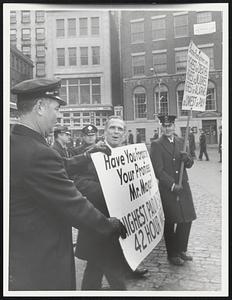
[91,143,164,270]
[182,40,210,111]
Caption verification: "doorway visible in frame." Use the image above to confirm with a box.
[202,120,217,144]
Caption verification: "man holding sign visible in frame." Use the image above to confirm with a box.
[74,116,148,290]
[150,115,196,266]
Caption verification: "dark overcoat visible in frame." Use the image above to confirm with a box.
[150,135,197,223]
[52,140,69,158]
[10,125,117,291]
[73,152,124,264]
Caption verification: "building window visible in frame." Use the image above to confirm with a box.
[10,11,16,24]
[36,28,45,40]
[174,14,188,38]
[152,18,166,40]
[91,17,99,35]
[131,21,144,43]
[57,48,65,66]
[36,45,45,57]
[22,45,31,57]
[175,49,188,73]
[154,84,169,115]
[206,81,216,111]
[35,11,45,23]
[134,86,147,119]
[68,47,77,66]
[79,18,88,35]
[92,46,100,65]
[153,52,167,73]
[132,55,145,76]
[36,63,46,77]
[68,18,76,36]
[200,46,215,70]
[60,78,101,105]
[10,29,17,41]
[56,19,65,37]
[21,11,30,23]
[80,47,88,65]
[22,28,31,40]
[176,82,188,117]
[197,12,212,24]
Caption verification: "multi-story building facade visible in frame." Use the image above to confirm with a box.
[10,10,46,78]
[45,10,121,137]
[10,45,34,124]
[120,10,222,145]
[10,10,121,138]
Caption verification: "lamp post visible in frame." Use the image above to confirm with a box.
[150,67,161,115]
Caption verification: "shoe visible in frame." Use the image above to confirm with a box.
[179,251,193,261]
[198,158,202,161]
[168,256,185,266]
[206,159,209,161]
[126,267,148,278]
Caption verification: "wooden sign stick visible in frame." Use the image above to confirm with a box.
[177,108,192,201]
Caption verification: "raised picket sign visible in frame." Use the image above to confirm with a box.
[91,143,164,271]
[182,41,210,111]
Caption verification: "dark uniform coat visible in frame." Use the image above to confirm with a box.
[10,125,118,291]
[52,140,69,158]
[73,145,124,264]
[150,135,196,223]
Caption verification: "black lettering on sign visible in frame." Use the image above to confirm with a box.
[134,229,147,252]
[129,183,140,201]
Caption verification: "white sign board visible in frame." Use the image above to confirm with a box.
[182,41,210,111]
[194,21,216,35]
[91,143,164,271]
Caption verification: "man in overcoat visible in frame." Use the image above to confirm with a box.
[198,129,209,161]
[74,116,148,290]
[150,115,196,266]
[9,78,126,291]
[52,126,71,158]
[188,128,196,158]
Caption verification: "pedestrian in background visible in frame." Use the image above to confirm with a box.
[74,116,148,290]
[128,130,134,144]
[188,128,196,159]
[198,129,209,161]
[218,126,222,163]
[136,130,142,143]
[9,78,126,291]
[153,129,159,140]
[52,126,71,158]
[150,114,196,266]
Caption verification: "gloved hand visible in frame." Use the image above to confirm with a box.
[180,151,190,163]
[84,143,111,159]
[173,183,183,194]
[108,217,127,239]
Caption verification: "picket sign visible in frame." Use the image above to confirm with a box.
[91,143,165,270]
[178,41,210,190]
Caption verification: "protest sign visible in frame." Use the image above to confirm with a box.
[91,143,164,271]
[182,40,210,111]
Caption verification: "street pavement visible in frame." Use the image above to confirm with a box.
[73,146,224,293]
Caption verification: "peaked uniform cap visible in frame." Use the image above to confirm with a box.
[11,78,66,106]
[158,114,176,125]
[81,125,98,136]
[54,126,70,135]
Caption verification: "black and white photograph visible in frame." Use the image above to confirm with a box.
[3,2,228,297]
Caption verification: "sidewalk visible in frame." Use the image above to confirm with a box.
[74,147,224,292]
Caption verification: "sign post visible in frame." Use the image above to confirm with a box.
[178,41,210,191]
[91,144,165,270]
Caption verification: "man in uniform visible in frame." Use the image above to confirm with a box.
[9,78,126,291]
[52,126,71,158]
[74,116,148,290]
[150,115,196,266]
[72,124,98,155]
